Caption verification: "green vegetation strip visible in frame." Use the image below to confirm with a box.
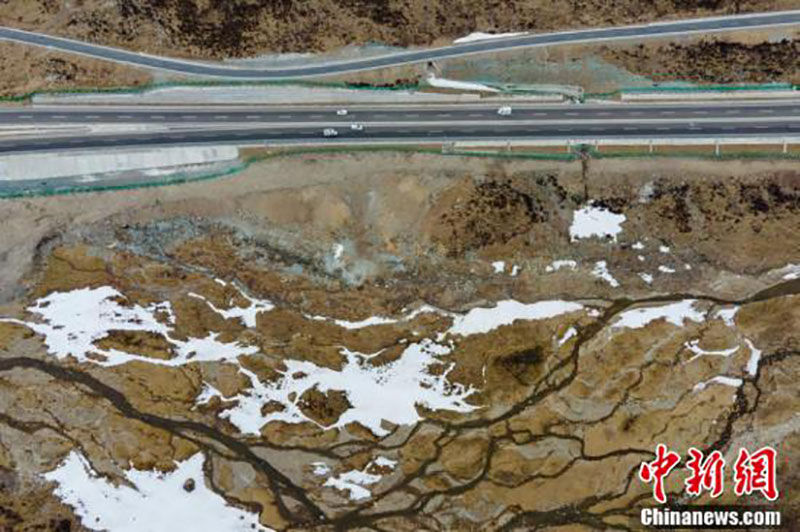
[1,144,796,199]
[0,78,422,103]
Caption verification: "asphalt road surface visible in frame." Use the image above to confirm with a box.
[1,102,797,154]
[1,102,798,125]
[1,11,798,79]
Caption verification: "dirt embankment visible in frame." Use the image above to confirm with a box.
[0,0,793,58]
[0,42,152,98]
[602,38,800,84]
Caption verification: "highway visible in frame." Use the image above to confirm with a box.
[1,11,798,79]
[0,102,798,154]
[1,102,797,125]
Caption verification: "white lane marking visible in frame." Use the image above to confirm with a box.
[437,113,452,117]
[150,115,165,119]
[119,115,133,119]
[52,115,66,119]
[19,115,32,119]
[214,115,228,120]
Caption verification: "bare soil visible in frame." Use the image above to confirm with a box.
[0,42,152,98]
[0,0,793,58]
[601,37,800,84]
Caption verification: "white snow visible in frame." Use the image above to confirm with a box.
[333,243,345,261]
[312,462,331,476]
[425,75,499,93]
[189,283,274,328]
[777,264,800,280]
[632,241,645,250]
[43,452,268,532]
[0,287,258,367]
[744,339,762,377]
[659,245,671,253]
[569,204,626,242]
[321,456,396,501]
[613,300,706,329]
[658,265,676,274]
[492,261,506,274]
[307,304,443,330]
[558,327,578,346]
[639,273,654,284]
[713,307,739,327]
[197,338,477,437]
[591,261,620,287]
[693,376,743,392]
[447,300,583,336]
[637,255,646,262]
[453,31,525,44]
[545,259,578,273]
[510,265,520,276]
[684,339,740,363]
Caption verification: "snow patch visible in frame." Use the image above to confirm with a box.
[0,287,258,367]
[744,339,762,377]
[591,261,619,287]
[43,452,267,532]
[321,456,397,501]
[613,300,706,329]
[492,261,506,274]
[448,300,583,336]
[639,273,654,284]
[685,339,740,363]
[558,327,578,346]
[197,339,477,437]
[713,307,739,327]
[569,204,626,242]
[693,376,743,392]
[453,31,526,44]
[545,259,577,273]
[188,286,274,328]
[658,265,676,274]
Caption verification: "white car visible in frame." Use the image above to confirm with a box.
[497,106,512,116]
[350,123,364,131]
[336,109,348,116]
[323,128,339,137]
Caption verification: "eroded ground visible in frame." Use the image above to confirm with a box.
[0,152,798,530]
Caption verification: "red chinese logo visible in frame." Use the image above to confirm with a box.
[685,448,725,498]
[639,444,681,504]
[733,447,779,501]
[639,445,779,503]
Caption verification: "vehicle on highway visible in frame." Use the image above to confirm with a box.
[336,109,348,116]
[350,123,364,131]
[497,106,512,116]
[323,128,339,137]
